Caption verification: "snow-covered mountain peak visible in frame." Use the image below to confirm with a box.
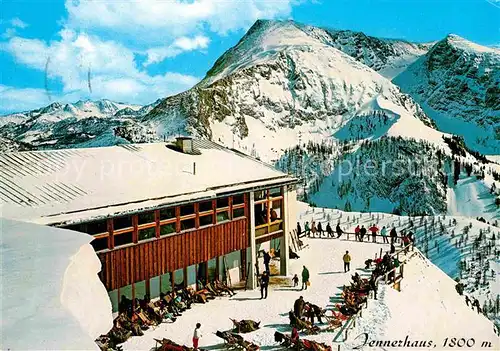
[444,34,499,54]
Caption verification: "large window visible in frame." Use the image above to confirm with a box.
[114,232,133,247]
[254,187,283,238]
[114,216,132,230]
[160,223,175,236]
[216,197,229,208]
[138,211,155,225]
[139,227,156,241]
[200,214,213,227]
[199,201,213,213]
[181,218,196,231]
[160,207,175,220]
[91,237,108,251]
[180,204,195,216]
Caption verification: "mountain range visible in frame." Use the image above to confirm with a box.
[1,19,499,220]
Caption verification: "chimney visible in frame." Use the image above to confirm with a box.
[176,136,193,154]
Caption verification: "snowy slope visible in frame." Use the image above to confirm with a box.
[0,218,112,350]
[121,204,499,351]
[394,35,500,154]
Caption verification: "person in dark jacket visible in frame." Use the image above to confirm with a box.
[293,296,304,318]
[263,251,271,273]
[260,271,269,299]
[317,222,324,236]
[326,223,333,237]
[297,222,302,237]
[369,275,378,300]
[301,266,310,290]
[359,225,367,242]
[390,227,397,244]
[336,223,344,238]
[390,243,396,254]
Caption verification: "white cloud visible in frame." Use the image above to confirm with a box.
[65,0,295,42]
[11,18,28,29]
[1,31,201,111]
[145,35,210,65]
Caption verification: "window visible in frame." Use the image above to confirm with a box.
[254,203,267,226]
[66,221,107,235]
[199,201,213,213]
[114,216,132,230]
[270,187,282,197]
[233,207,245,219]
[91,237,108,251]
[138,227,156,241]
[160,223,176,236]
[271,199,282,221]
[160,207,175,220]
[138,211,155,225]
[216,197,229,208]
[254,190,266,201]
[180,204,195,216]
[114,232,133,247]
[200,214,213,227]
[232,194,244,205]
[181,218,195,231]
[216,211,230,223]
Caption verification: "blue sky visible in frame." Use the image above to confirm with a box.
[0,0,498,114]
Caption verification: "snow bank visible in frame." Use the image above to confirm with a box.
[0,218,112,350]
[351,252,499,350]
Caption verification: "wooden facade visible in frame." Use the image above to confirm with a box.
[98,218,248,291]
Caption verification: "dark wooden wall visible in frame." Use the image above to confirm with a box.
[98,218,248,291]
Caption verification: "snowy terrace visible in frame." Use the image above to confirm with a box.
[121,204,499,351]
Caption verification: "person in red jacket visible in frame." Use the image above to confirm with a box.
[354,225,360,241]
[369,224,379,243]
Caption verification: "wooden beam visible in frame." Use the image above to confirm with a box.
[107,218,114,250]
[183,267,188,287]
[155,210,160,238]
[175,207,181,233]
[132,215,138,244]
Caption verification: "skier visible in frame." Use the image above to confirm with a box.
[317,222,324,236]
[380,226,388,243]
[355,225,361,241]
[326,222,333,237]
[297,222,302,237]
[369,224,379,243]
[336,223,344,238]
[301,266,310,290]
[343,251,351,272]
[360,225,367,242]
[193,323,202,350]
[263,251,271,273]
[390,227,397,244]
[260,271,269,299]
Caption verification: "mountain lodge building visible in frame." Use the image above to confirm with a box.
[0,138,298,311]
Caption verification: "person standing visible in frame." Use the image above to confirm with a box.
[326,222,333,237]
[311,221,317,237]
[304,221,311,237]
[292,274,299,287]
[293,296,304,318]
[336,223,344,238]
[380,226,388,243]
[260,271,269,299]
[343,251,351,272]
[390,227,397,244]
[369,224,379,243]
[193,323,202,350]
[263,251,271,273]
[359,225,367,242]
[354,225,360,241]
[297,222,302,237]
[317,222,324,236]
[301,266,310,290]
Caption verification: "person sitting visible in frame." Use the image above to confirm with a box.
[364,259,373,269]
[270,208,278,221]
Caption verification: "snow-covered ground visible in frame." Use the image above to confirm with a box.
[0,218,112,350]
[121,204,499,351]
[447,176,499,221]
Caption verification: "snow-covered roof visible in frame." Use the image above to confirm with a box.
[0,140,296,225]
[0,218,112,350]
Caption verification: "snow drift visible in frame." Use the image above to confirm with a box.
[0,218,112,350]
